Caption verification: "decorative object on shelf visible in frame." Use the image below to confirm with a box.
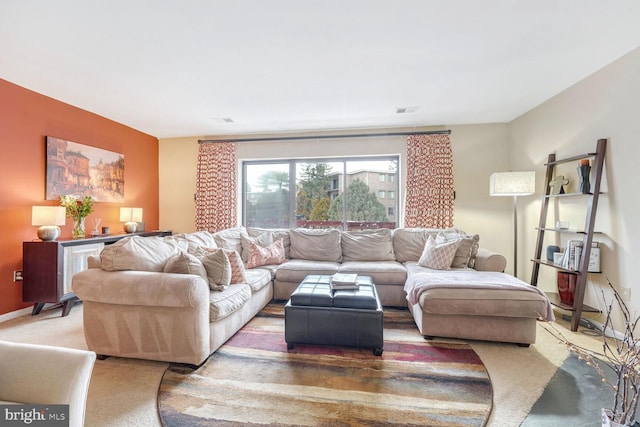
[553,252,564,265]
[545,280,639,427]
[102,226,110,235]
[489,170,535,277]
[60,194,94,239]
[578,159,592,194]
[120,207,143,233]
[31,206,66,241]
[546,245,560,261]
[91,218,102,237]
[556,271,577,305]
[549,175,569,195]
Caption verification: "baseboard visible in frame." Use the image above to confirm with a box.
[0,306,32,323]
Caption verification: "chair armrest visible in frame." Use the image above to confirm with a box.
[0,341,96,427]
[473,248,507,272]
[72,269,209,308]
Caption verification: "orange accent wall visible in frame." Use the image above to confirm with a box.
[0,78,159,315]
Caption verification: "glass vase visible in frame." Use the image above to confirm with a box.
[72,217,86,239]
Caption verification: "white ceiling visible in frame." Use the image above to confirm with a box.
[1,1,639,139]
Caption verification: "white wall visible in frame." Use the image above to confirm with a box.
[509,47,640,327]
[158,125,513,265]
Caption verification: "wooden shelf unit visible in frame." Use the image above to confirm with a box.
[530,138,606,331]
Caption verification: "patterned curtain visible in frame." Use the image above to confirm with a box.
[404,134,454,228]
[195,142,237,232]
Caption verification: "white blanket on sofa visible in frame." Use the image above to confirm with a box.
[404,270,555,321]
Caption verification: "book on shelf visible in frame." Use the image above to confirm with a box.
[330,273,359,290]
[560,240,600,270]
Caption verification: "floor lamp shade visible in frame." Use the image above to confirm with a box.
[489,171,535,278]
[489,171,536,196]
[32,206,66,241]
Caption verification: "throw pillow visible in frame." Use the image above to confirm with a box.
[101,236,182,272]
[246,238,286,268]
[417,235,459,270]
[195,247,247,284]
[241,233,273,263]
[163,252,208,280]
[198,250,232,291]
[439,230,480,269]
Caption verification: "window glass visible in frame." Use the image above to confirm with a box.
[243,156,398,229]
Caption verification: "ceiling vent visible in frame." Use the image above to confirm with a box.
[396,106,419,114]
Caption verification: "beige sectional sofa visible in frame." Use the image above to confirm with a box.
[72,226,553,366]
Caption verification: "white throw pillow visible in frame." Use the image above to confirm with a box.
[417,235,459,270]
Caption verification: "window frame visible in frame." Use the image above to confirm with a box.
[242,155,400,229]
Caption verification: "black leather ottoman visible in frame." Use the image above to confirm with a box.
[285,275,384,355]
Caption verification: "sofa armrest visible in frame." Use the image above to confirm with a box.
[473,248,507,272]
[72,269,209,308]
[0,341,96,427]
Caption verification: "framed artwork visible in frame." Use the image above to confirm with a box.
[45,136,125,202]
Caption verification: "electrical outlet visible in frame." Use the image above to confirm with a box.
[13,270,23,282]
[620,287,631,301]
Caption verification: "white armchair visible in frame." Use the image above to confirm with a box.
[0,341,96,427]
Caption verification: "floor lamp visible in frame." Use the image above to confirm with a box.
[490,171,535,278]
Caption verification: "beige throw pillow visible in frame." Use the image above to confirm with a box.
[418,235,460,270]
[163,252,208,279]
[440,230,480,268]
[246,239,286,268]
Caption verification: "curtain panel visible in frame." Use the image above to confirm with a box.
[195,142,237,232]
[404,134,454,228]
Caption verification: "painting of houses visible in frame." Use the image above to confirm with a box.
[46,136,125,202]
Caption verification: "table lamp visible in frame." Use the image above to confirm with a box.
[32,206,66,241]
[119,207,143,233]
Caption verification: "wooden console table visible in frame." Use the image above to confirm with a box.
[22,230,172,317]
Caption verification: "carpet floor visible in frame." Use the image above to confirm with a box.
[158,304,493,426]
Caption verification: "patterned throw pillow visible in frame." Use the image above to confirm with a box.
[246,239,286,269]
[417,235,460,270]
[195,247,247,284]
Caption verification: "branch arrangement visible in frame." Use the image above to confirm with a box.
[543,278,640,425]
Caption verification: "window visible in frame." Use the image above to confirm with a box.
[389,191,395,199]
[388,207,394,215]
[243,156,399,229]
[378,174,385,182]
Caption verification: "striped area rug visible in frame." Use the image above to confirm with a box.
[158,304,492,426]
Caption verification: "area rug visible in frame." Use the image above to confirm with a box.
[158,304,493,426]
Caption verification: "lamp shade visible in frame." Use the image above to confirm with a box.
[489,171,535,196]
[32,206,66,226]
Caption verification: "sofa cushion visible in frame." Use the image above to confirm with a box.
[418,235,459,270]
[246,239,286,268]
[341,229,395,261]
[212,226,247,254]
[338,261,407,285]
[209,283,251,321]
[100,236,184,272]
[289,228,342,262]
[244,268,272,293]
[275,259,340,284]
[170,231,218,254]
[163,252,208,280]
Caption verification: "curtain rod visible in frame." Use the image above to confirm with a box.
[199,129,451,144]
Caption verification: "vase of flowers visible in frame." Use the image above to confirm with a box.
[545,279,640,427]
[60,195,94,239]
